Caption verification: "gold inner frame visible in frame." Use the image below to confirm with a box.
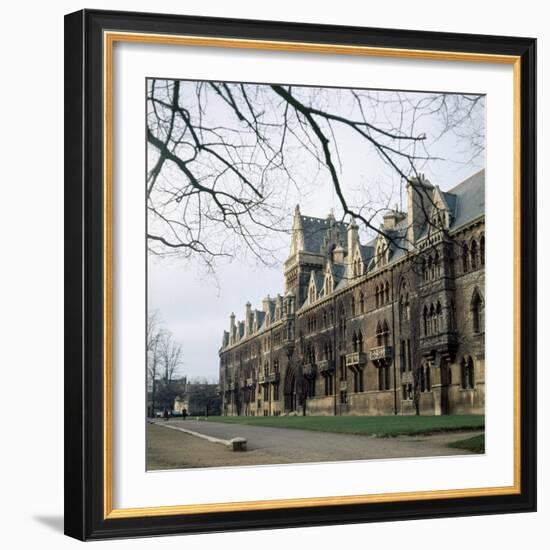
[103,30,522,520]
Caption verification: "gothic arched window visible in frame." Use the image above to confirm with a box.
[325,274,333,294]
[462,243,470,273]
[376,321,383,347]
[436,301,443,334]
[357,330,364,352]
[472,289,484,333]
[461,356,475,389]
[353,256,362,277]
[382,320,390,346]
[422,306,430,336]
[339,306,346,342]
[449,299,456,331]
[377,243,386,267]
[470,239,478,270]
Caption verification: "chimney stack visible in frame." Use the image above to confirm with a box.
[244,302,252,336]
[407,175,434,248]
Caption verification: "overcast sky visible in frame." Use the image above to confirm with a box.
[148,83,485,381]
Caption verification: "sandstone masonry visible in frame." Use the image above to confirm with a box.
[219,171,485,417]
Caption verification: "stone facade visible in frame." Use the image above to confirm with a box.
[219,171,485,416]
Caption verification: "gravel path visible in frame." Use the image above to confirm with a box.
[148,419,483,470]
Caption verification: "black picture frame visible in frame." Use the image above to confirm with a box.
[64,8,537,541]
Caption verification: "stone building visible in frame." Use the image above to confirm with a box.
[219,171,485,416]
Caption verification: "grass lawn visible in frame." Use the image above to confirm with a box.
[448,433,485,453]
[204,415,485,437]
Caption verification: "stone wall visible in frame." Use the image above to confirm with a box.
[220,218,485,418]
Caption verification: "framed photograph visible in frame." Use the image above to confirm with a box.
[64,9,536,540]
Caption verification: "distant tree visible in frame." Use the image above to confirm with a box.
[146,313,164,416]
[160,331,183,385]
[146,312,184,413]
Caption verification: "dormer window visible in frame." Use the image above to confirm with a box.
[325,274,333,294]
[352,248,364,277]
[375,237,389,267]
[431,210,444,230]
[376,244,384,266]
[429,188,452,232]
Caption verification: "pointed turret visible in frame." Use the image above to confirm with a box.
[229,312,236,345]
[347,216,366,277]
[407,173,434,248]
[289,204,305,256]
[244,302,252,336]
[347,216,359,257]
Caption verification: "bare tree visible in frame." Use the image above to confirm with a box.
[160,332,183,384]
[147,80,484,271]
[147,309,161,352]
[147,312,184,414]
[156,332,183,411]
[146,314,164,416]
